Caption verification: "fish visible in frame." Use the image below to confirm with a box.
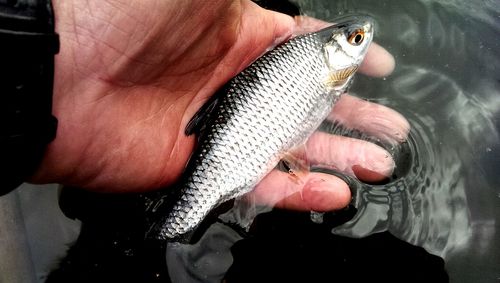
[146,16,374,241]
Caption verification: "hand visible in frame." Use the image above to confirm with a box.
[34,0,408,212]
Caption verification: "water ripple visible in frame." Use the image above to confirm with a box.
[332,65,499,257]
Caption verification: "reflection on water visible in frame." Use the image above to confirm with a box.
[168,0,500,282]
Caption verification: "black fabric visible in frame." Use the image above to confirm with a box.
[0,0,59,195]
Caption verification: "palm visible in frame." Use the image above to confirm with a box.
[36,0,284,190]
[35,0,408,211]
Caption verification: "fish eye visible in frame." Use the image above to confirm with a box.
[348,29,365,46]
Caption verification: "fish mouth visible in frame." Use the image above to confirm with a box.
[325,65,359,89]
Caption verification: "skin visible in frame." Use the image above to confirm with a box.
[33,0,409,212]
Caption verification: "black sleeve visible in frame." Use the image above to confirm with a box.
[0,0,59,195]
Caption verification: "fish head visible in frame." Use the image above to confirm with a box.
[316,16,374,93]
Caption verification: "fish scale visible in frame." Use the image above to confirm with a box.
[147,17,374,240]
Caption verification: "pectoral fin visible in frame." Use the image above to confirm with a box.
[325,66,359,88]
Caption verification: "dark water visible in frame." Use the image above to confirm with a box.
[38,0,499,282]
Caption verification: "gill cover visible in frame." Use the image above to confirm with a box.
[316,16,374,91]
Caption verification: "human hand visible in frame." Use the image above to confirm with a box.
[34,0,408,212]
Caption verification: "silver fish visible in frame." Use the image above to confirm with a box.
[147,16,374,240]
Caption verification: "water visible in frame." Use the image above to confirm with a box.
[168,0,500,282]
